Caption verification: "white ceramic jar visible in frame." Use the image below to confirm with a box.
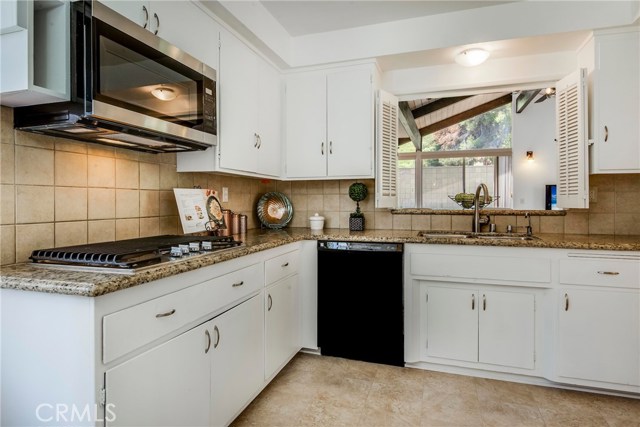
[309,213,325,231]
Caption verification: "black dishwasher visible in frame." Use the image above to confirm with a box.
[317,240,404,367]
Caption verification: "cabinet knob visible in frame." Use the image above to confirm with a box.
[321,142,324,155]
[281,262,289,268]
[564,293,569,311]
[232,281,244,287]
[604,125,609,142]
[482,294,486,311]
[329,140,333,154]
[471,294,475,310]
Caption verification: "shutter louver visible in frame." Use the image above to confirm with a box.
[376,90,399,208]
[556,69,589,209]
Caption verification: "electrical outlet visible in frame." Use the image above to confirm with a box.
[222,187,229,202]
[589,187,598,203]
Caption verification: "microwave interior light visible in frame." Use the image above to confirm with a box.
[151,87,177,101]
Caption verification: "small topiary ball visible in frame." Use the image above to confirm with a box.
[348,182,368,202]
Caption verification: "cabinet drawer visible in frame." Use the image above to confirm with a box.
[559,258,640,289]
[265,250,299,285]
[103,263,263,363]
[410,253,551,285]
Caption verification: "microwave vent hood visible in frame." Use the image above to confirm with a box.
[13,103,214,154]
[11,0,217,154]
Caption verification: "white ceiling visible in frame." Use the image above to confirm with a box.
[260,1,514,37]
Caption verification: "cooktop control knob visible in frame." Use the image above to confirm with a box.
[170,246,183,257]
[189,242,201,252]
[202,241,213,251]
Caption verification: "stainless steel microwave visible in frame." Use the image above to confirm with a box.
[14,0,216,153]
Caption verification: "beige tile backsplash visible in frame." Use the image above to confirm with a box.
[1,105,639,265]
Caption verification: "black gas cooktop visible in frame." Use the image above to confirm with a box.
[30,235,242,274]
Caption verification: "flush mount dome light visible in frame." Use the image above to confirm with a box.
[151,86,176,101]
[454,48,490,67]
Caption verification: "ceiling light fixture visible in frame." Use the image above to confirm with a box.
[454,48,490,67]
[151,86,177,101]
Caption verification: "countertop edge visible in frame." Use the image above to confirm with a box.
[1,229,638,297]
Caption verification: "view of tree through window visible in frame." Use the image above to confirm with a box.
[398,102,513,209]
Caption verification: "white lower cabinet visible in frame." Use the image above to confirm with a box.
[555,255,640,389]
[106,321,211,427]
[210,294,264,427]
[265,275,300,379]
[420,284,535,369]
[557,288,640,386]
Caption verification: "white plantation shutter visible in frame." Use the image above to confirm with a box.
[376,90,399,208]
[556,69,589,209]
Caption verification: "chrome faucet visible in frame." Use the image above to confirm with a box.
[524,212,533,236]
[473,183,490,233]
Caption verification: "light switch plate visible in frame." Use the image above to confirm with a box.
[589,187,598,203]
[222,187,229,202]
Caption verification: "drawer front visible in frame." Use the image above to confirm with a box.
[265,250,299,285]
[410,253,551,284]
[559,258,640,289]
[103,262,263,363]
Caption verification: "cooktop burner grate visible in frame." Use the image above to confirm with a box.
[30,235,242,269]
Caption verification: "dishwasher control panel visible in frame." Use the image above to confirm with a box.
[318,240,403,252]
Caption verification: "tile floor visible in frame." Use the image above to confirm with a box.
[232,352,640,427]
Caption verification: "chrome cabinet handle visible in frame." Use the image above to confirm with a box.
[232,281,244,287]
[597,271,619,275]
[204,330,211,354]
[564,293,569,311]
[329,140,333,154]
[155,309,176,318]
[471,294,475,310]
[604,125,608,142]
[281,262,289,268]
[321,142,324,155]
[142,5,149,29]
[267,294,273,311]
[213,325,220,348]
[482,294,486,311]
[153,12,159,35]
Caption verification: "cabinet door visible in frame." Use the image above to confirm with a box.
[327,68,374,177]
[218,28,259,173]
[256,59,282,177]
[479,290,535,369]
[265,275,300,379]
[210,294,264,427]
[593,31,640,172]
[422,285,478,362]
[150,1,219,68]
[100,0,150,27]
[106,321,211,427]
[557,288,640,386]
[285,72,327,178]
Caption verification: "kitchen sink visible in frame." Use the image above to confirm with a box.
[418,231,539,241]
[417,231,471,239]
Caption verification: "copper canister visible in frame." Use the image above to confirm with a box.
[239,214,247,234]
[231,212,240,235]
[219,209,232,236]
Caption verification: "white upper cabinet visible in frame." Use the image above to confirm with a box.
[0,0,69,107]
[285,65,375,179]
[100,1,219,68]
[216,27,282,178]
[589,27,640,173]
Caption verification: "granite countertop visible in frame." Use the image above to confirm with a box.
[1,228,638,297]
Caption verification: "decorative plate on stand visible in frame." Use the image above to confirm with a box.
[257,192,293,229]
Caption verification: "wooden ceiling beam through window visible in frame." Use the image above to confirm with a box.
[515,89,539,114]
[399,94,512,145]
[398,101,422,150]
[411,96,472,119]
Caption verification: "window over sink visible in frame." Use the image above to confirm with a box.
[398,98,513,209]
